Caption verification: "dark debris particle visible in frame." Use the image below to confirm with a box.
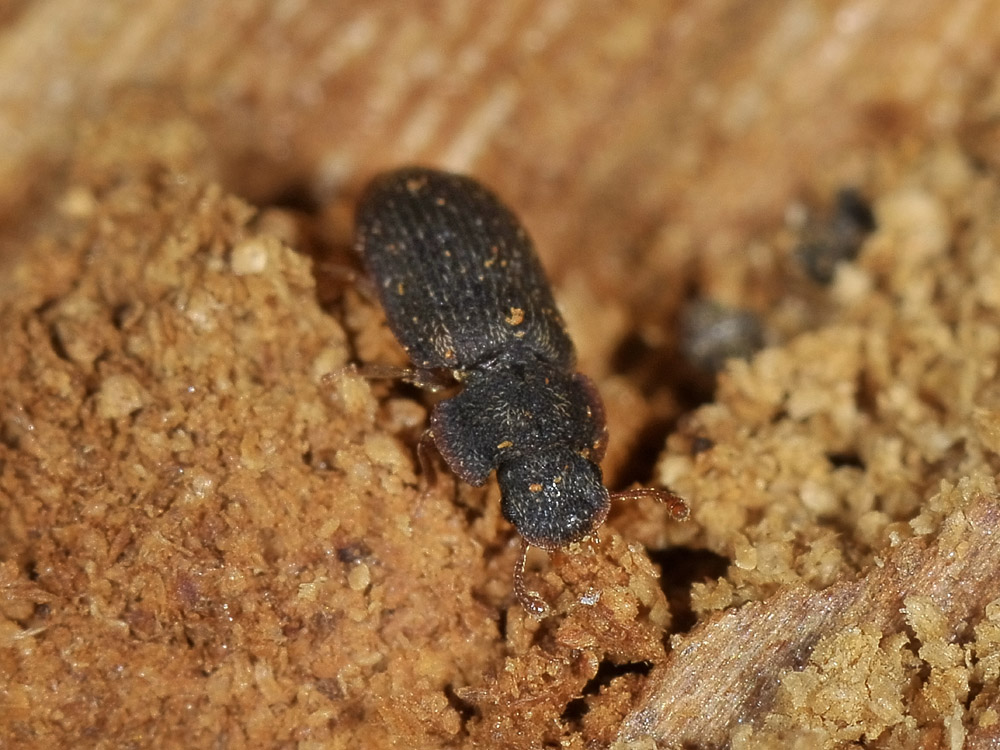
[336,542,372,564]
[679,299,765,375]
[690,436,715,455]
[796,188,876,284]
[827,451,865,470]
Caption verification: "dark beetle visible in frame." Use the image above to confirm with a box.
[354,167,688,615]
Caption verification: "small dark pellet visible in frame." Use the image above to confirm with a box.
[679,299,765,375]
[796,188,877,284]
[690,436,715,455]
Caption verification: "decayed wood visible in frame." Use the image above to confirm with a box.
[4,2,1000,748]
[617,492,1000,747]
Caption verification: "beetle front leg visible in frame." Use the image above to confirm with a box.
[351,363,453,391]
[416,428,439,490]
[513,538,551,618]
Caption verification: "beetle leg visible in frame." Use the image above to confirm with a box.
[352,363,452,391]
[416,428,439,490]
[610,487,690,521]
[513,539,550,617]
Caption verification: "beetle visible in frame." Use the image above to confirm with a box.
[353,167,688,615]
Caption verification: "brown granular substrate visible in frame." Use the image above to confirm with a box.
[5,85,1000,750]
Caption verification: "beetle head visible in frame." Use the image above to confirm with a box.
[497,450,610,549]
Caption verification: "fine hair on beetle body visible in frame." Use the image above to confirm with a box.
[353,166,689,616]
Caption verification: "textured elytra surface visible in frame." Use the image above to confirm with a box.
[355,167,574,371]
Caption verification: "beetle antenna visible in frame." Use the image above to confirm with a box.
[513,539,550,617]
[610,487,690,521]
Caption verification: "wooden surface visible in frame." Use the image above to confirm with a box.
[4,2,1000,748]
[3,0,999,295]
